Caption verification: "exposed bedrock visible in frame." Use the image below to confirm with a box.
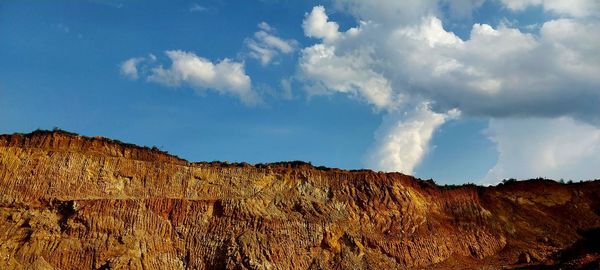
[0,131,598,269]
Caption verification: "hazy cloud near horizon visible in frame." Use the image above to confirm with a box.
[485,117,600,182]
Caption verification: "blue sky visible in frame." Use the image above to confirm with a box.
[1,0,599,184]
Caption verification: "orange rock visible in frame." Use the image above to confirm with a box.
[0,130,598,269]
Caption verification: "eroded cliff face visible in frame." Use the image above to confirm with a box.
[0,131,599,270]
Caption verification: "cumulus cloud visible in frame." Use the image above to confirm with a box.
[120,58,141,80]
[148,51,259,105]
[246,22,298,65]
[300,7,395,110]
[298,3,600,174]
[366,104,459,174]
[485,117,600,182]
[305,3,600,122]
[299,44,396,110]
[302,6,343,43]
[121,51,259,105]
[383,17,598,122]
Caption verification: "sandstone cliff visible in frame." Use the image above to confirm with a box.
[0,130,599,269]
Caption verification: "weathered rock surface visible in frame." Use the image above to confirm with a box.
[0,130,599,269]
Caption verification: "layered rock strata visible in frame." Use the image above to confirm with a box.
[0,131,598,269]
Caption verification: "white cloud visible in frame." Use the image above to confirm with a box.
[485,117,600,182]
[299,44,396,110]
[120,57,144,80]
[258,21,273,32]
[246,22,298,65]
[298,4,600,174]
[300,9,392,109]
[301,5,600,121]
[302,6,342,43]
[500,0,600,17]
[397,17,463,47]
[257,31,295,54]
[247,41,276,66]
[366,103,460,174]
[147,50,259,105]
[383,17,600,120]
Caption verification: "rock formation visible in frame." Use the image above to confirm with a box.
[0,130,598,269]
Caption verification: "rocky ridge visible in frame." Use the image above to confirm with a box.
[0,130,599,269]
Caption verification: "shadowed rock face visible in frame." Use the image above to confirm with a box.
[0,131,599,270]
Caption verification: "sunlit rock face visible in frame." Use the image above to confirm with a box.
[0,130,599,269]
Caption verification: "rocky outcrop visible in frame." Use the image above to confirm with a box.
[0,130,599,269]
